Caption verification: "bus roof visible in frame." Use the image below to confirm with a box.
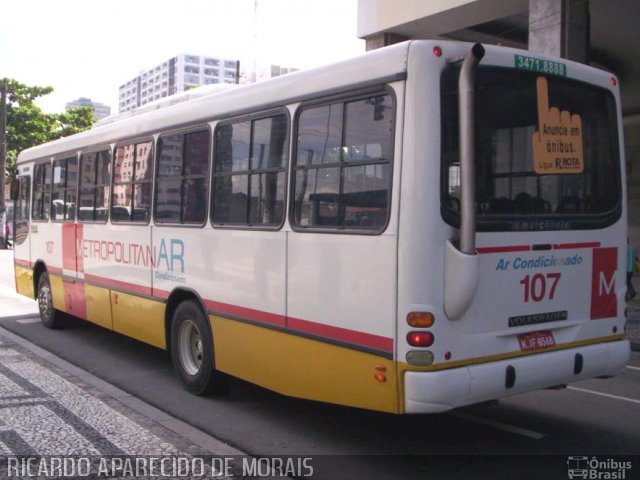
[17,41,412,164]
[17,39,615,165]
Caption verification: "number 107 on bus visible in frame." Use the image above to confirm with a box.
[520,273,562,302]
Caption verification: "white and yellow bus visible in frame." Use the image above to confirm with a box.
[11,41,630,413]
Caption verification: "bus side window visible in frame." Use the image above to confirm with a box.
[51,157,77,222]
[112,141,153,223]
[292,93,394,232]
[13,176,30,246]
[32,162,52,221]
[79,150,110,223]
[212,114,288,227]
[155,128,210,225]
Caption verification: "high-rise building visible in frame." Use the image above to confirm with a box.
[65,98,111,120]
[118,54,239,113]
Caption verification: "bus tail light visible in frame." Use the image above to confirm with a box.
[406,350,434,366]
[407,312,434,328]
[407,331,434,347]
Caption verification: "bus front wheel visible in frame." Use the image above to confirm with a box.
[170,300,228,395]
[37,272,65,329]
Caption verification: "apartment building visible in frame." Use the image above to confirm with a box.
[118,54,239,113]
[65,97,112,120]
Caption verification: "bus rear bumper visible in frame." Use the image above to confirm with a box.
[404,340,630,414]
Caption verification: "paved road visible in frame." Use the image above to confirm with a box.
[1,249,639,480]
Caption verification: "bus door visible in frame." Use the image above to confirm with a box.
[73,150,113,329]
[12,174,33,297]
[109,140,157,345]
[53,156,87,319]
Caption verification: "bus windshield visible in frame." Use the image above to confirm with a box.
[441,66,621,232]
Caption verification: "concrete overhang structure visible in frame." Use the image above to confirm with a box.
[358,0,640,119]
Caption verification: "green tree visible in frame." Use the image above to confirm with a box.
[2,78,96,183]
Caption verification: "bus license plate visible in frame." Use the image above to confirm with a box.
[518,330,556,351]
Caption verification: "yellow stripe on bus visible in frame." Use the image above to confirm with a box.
[111,291,166,349]
[49,274,66,311]
[210,315,400,413]
[84,284,113,330]
[14,266,34,299]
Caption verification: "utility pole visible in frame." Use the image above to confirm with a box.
[0,81,7,249]
[252,0,258,83]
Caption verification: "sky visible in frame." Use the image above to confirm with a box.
[0,0,365,114]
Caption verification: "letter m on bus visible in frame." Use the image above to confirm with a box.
[590,247,617,320]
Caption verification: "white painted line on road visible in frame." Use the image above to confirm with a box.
[16,318,41,325]
[568,386,640,405]
[626,365,640,371]
[450,411,547,440]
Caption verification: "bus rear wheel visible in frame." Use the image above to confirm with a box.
[37,272,65,329]
[170,300,228,395]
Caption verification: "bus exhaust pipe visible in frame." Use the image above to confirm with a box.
[459,42,484,255]
[444,43,484,321]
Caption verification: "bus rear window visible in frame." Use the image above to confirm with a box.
[441,66,621,231]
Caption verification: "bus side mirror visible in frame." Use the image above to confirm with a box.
[9,179,19,201]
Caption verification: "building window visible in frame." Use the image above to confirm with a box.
[205,58,219,66]
[212,114,288,227]
[78,150,111,222]
[185,55,200,64]
[51,156,78,221]
[292,93,394,231]
[32,162,52,221]
[111,141,153,223]
[224,60,237,69]
[156,129,210,224]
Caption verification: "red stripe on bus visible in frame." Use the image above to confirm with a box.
[553,242,601,250]
[176,293,392,352]
[153,288,171,300]
[476,245,531,254]
[14,259,32,268]
[477,242,601,254]
[62,224,76,271]
[203,299,286,328]
[28,269,393,355]
[76,224,84,273]
[48,266,63,276]
[83,274,153,297]
[288,316,394,353]
[63,279,87,321]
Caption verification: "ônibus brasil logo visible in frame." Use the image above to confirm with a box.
[567,456,632,479]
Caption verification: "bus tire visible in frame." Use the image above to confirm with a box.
[170,300,228,395]
[37,272,65,329]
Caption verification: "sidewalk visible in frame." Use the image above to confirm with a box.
[0,250,246,478]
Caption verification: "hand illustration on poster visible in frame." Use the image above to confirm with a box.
[531,76,584,174]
